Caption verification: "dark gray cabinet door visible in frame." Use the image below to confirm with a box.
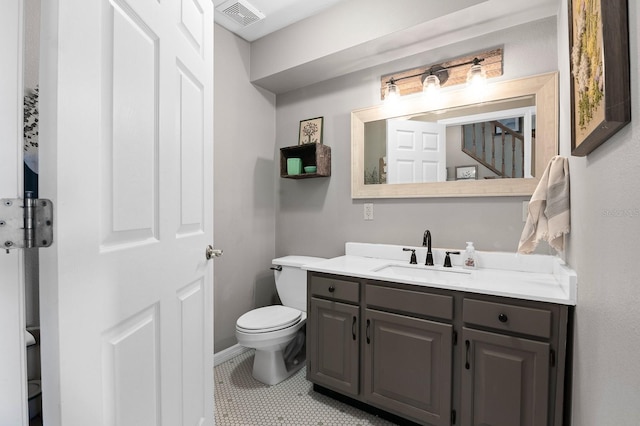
[461,327,550,426]
[364,309,453,426]
[307,297,359,396]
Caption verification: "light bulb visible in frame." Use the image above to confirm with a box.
[466,63,487,88]
[384,81,400,104]
[384,80,400,106]
[422,74,441,94]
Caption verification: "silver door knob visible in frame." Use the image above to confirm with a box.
[206,245,223,260]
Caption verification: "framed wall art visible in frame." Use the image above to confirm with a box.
[299,117,323,145]
[456,165,478,180]
[569,0,630,156]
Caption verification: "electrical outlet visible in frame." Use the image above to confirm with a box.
[364,203,374,221]
[522,201,529,222]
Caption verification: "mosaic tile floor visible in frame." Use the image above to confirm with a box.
[214,350,397,425]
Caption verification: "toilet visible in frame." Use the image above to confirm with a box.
[236,255,325,385]
[28,379,42,420]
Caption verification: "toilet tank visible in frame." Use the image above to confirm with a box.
[273,256,326,312]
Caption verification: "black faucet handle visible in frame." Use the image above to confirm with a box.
[403,248,418,264]
[443,251,460,267]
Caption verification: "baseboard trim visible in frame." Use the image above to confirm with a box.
[214,344,249,367]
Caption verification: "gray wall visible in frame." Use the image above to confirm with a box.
[275,18,558,258]
[213,25,277,352]
[560,1,640,424]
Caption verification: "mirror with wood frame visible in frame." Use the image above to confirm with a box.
[351,72,558,198]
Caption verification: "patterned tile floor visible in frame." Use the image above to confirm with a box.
[214,350,397,425]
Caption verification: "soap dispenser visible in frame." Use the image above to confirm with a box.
[463,242,477,269]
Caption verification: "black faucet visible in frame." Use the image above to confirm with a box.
[423,230,434,266]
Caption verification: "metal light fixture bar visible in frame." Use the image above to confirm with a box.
[386,59,480,86]
[380,48,504,100]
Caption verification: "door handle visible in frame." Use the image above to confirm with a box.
[206,245,223,260]
[465,340,471,369]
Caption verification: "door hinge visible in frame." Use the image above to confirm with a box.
[550,348,556,367]
[453,330,458,345]
[0,192,53,252]
[451,409,456,424]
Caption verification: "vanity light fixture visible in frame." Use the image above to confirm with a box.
[383,58,486,104]
[380,48,503,102]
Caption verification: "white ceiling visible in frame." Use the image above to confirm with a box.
[213,0,348,42]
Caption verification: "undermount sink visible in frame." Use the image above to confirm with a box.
[373,264,472,282]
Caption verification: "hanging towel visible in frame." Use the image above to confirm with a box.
[518,156,570,254]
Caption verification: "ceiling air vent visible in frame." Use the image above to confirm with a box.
[217,0,265,27]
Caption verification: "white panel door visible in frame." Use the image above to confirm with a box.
[0,1,28,424]
[387,119,447,183]
[38,0,215,425]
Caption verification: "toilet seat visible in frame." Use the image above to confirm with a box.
[236,305,302,334]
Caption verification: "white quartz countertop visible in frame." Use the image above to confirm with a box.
[302,243,577,305]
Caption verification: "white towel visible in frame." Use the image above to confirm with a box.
[518,156,570,254]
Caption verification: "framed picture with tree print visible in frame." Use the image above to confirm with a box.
[299,117,324,145]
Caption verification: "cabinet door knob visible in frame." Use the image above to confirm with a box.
[328,285,335,293]
[498,313,508,323]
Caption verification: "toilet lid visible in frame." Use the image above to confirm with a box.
[236,306,302,333]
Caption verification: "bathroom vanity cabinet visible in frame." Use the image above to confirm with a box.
[363,284,454,426]
[307,274,360,396]
[306,272,572,426]
[460,297,568,426]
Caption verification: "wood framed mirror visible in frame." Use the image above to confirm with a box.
[351,72,558,198]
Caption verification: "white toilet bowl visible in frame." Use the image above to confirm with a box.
[235,256,325,385]
[236,306,306,385]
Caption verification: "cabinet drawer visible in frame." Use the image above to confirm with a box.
[463,298,552,338]
[365,284,453,321]
[310,275,359,303]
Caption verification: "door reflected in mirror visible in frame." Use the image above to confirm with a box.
[364,96,536,185]
[352,73,558,199]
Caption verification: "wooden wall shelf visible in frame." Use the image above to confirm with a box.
[280,144,331,179]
